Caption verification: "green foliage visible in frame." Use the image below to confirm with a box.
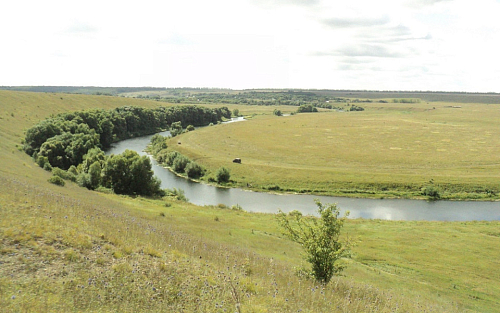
[421,184,441,200]
[169,121,183,137]
[164,188,188,201]
[43,162,53,172]
[232,108,239,117]
[24,105,231,169]
[165,151,180,166]
[216,167,231,183]
[48,175,65,186]
[277,200,351,283]
[36,155,49,169]
[149,134,168,155]
[102,150,163,196]
[297,104,318,113]
[172,155,189,173]
[186,125,195,132]
[349,105,365,111]
[273,109,283,116]
[88,161,102,190]
[185,161,204,178]
[52,167,77,182]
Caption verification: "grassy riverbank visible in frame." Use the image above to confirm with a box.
[1,90,500,312]
[169,101,500,200]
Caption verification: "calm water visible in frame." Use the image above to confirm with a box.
[106,127,500,221]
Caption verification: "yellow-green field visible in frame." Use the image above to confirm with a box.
[1,90,500,312]
[171,101,500,199]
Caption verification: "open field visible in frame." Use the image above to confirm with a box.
[1,90,500,312]
[170,101,500,199]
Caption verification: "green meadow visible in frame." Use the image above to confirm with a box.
[171,101,500,199]
[1,90,500,312]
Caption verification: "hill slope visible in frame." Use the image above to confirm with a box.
[1,90,499,312]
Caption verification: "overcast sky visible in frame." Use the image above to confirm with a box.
[2,0,499,92]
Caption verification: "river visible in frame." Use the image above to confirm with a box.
[106,124,500,221]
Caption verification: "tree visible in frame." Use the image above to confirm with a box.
[297,104,318,113]
[101,150,163,196]
[216,167,231,183]
[185,161,204,178]
[232,108,239,117]
[276,200,351,283]
[273,109,283,116]
[169,121,183,137]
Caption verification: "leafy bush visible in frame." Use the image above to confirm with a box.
[48,175,65,186]
[169,121,183,137]
[216,167,231,183]
[166,151,180,166]
[164,188,188,201]
[43,162,53,172]
[297,104,318,113]
[52,167,77,182]
[277,200,351,283]
[421,185,441,200]
[185,161,204,178]
[172,155,189,173]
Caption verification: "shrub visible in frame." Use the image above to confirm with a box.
[421,185,441,200]
[166,151,180,166]
[48,175,65,186]
[43,162,53,172]
[185,161,204,178]
[172,155,189,173]
[186,125,195,132]
[52,167,77,182]
[216,167,231,183]
[164,188,188,201]
[277,200,351,283]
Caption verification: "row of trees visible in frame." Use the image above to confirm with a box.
[149,135,231,183]
[25,105,231,196]
[24,105,231,170]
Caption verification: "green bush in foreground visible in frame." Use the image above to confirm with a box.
[277,200,351,283]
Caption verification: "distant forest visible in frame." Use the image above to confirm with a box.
[1,86,499,104]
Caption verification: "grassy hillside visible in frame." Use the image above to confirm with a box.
[170,101,500,199]
[1,90,500,312]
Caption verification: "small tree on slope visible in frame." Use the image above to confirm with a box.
[276,200,351,283]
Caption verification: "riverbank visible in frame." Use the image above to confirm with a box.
[167,103,500,201]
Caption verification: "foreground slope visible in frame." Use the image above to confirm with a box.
[1,90,499,312]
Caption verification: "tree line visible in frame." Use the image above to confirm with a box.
[25,105,231,196]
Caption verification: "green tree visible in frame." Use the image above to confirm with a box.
[101,150,163,196]
[216,167,230,183]
[88,161,102,190]
[172,155,189,173]
[232,108,239,117]
[273,109,283,116]
[276,200,351,283]
[185,161,204,178]
[169,121,183,137]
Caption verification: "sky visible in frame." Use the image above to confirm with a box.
[1,0,499,92]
